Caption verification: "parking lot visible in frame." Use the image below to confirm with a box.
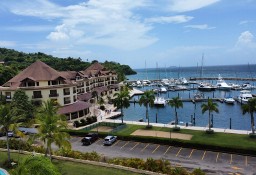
[71,136,256,174]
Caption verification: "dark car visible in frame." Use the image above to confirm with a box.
[81,133,99,145]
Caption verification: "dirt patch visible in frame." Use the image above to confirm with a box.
[91,126,113,132]
[131,129,193,140]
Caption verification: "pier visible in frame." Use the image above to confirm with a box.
[129,98,225,104]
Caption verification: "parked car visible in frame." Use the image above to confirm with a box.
[0,132,5,137]
[103,135,117,146]
[7,131,20,138]
[81,133,99,145]
[7,131,14,137]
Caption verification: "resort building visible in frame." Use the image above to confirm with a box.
[0,60,119,122]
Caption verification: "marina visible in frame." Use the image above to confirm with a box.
[117,65,256,131]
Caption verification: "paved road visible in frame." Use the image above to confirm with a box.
[71,136,256,175]
[1,135,256,174]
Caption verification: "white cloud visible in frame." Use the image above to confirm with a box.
[235,31,256,48]
[239,20,254,25]
[168,0,220,12]
[0,41,16,47]
[145,15,193,24]
[5,25,53,32]
[185,24,216,30]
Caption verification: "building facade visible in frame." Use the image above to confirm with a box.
[0,60,119,122]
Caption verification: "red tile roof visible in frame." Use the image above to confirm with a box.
[3,60,72,87]
[58,101,92,114]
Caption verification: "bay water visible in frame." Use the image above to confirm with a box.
[118,64,256,131]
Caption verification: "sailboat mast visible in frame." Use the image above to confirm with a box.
[145,60,148,80]
[200,53,204,78]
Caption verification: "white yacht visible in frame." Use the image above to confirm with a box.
[238,90,253,104]
[159,87,167,93]
[241,83,254,90]
[198,82,216,91]
[216,74,231,91]
[154,97,167,106]
[224,97,235,104]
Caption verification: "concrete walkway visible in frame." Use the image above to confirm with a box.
[129,88,144,97]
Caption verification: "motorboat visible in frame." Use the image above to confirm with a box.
[194,92,204,100]
[142,80,151,86]
[241,83,254,90]
[237,90,253,104]
[177,77,189,85]
[198,83,216,91]
[154,96,167,106]
[230,83,242,90]
[216,74,231,91]
[224,97,235,104]
[159,87,167,93]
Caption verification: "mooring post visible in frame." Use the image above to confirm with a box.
[230,118,232,129]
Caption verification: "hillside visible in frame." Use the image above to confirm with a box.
[0,48,136,85]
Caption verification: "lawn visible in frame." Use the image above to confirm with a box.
[0,151,141,175]
[112,124,256,153]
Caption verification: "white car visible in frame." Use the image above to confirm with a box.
[103,135,117,145]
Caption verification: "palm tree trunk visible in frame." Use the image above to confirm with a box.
[121,107,123,124]
[6,131,11,163]
[146,104,149,126]
[175,108,178,128]
[208,111,211,131]
[251,113,255,134]
[45,146,48,157]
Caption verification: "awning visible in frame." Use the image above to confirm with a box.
[58,101,92,114]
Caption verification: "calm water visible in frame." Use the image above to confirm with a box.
[117,64,256,131]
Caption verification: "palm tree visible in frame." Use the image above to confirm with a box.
[201,98,219,132]
[91,90,98,116]
[168,97,183,129]
[139,90,155,127]
[12,155,61,175]
[242,98,256,135]
[35,100,71,160]
[113,88,130,123]
[0,104,22,163]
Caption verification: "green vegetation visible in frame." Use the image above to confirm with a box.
[34,100,71,159]
[11,155,61,175]
[74,123,256,155]
[138,90,155,128]
[0,151,141,175]
[113,86,130,124]
[168,97,183,130]
[242,98,256,135]
[0,104,23,164]
[201,99,219,133]
[0,47,136,85]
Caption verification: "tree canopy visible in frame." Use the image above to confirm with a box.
[0,47,136,85]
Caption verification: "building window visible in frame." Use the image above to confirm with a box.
[73,87,76,93]
[63,88,70,95]
[33,91,42,99]
[5,92,11,99]
[71,112,78,120]
[52,81,58,85]
[79,110,84,117]
[64,97,71,104]
[49,90,58,97]
[73,95,76,102]
[27,81,35,87]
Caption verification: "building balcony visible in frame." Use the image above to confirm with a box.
[32,94,43,99]
[64,92,70,96]
[49,93,59,97]
[64,100,71,105]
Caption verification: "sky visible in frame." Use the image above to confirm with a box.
[0,0,256,69]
